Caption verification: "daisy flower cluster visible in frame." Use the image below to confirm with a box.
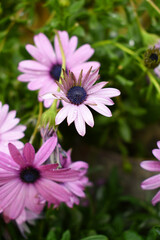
[0,30,120,234]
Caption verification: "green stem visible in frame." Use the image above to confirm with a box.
[146,0,160,15]
[29,102,43,144]
[93,40,160,94]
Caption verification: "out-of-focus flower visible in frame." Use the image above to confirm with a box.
[0,101,26,154]
[0,136,79,219]
[3,209,42,237]
[58,147,91,208]
[140,141,160,205]
[153,41,160,77]
[144,47,160,69]
[16,209,41,236]
[43,68,120,136]
[18,31,100,108]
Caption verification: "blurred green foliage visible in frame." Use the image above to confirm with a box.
[1,0,160,239]
[1,0,160,156]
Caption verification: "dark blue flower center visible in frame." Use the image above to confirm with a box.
[150,53,158,62]
[67,86,87,105]
[49,64,62,81]
[20,166,40,183]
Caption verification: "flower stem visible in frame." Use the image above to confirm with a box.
[146,0,160,15]
[29,102,43,144]
[54,30,66,77]
[93,40,160,94]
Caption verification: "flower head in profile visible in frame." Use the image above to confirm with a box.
[50,146,90,208]
[140,141,160,205]
[43,68,120,136]
[18,31,100,108]
[0,136,79,219]
[153,41,160,77]
[0,101,26,154]
[144,47,160,69]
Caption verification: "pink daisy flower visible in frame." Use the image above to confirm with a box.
[0,136,79,219]
[59,148,90,208]
[140,141,160,205]
[18,31,100,108]
[43,68,120,136]
[0,101,26,154]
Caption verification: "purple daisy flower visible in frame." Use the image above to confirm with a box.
[0,101,26,154]
[0,136,79,219]
[59,148,90,208]
[43,68,120,136]
[140,141,160,205]
[18,31,100,108]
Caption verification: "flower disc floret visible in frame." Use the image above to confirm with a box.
[67,86,87,105]
[20,166,40,183]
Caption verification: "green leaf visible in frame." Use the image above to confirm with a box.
[68,0,85,14]
[61,230,71,240]
[123,230,143,240]
[118,118,131,143]
[46,229,57,240]
[80,235,108,240]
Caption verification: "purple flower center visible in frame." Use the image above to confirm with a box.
[20,166,40,183]
[150,53,158,62]
[67,86,87,105]
[49,64,62,81]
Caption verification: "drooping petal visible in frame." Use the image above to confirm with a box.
[67,44,94,67]
[98,88,121,97]
[90,103,112,117]
[8,143,25,167]
[42,168,79,182]
[70,161,89,171]
[140,161,160,172]
[87,81,108,94]
[1,130,25,141]
[23,143,35,164]
[0,151,18,170]
[71,61,100,78]
[0,111,19,134]
[0,104,9,127]
[26,44,50,66]
[141,174,160,190]
[3,183,26,219]
[79,105,94,128]
[68,36,78,55]
[0,180,23,212]
[35,178,70,203]
[25,184,44,213]
[34,33,56,64]
[74,108,86,136]
[152,190,160,205]
[65,182,85,197]
[39,164,59,171]
[152,149,160,161]
[157,141,160,149]
[67,105,78,125]
[34,135,57,166]
[18,60,49,72]
[55,105,71,125]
